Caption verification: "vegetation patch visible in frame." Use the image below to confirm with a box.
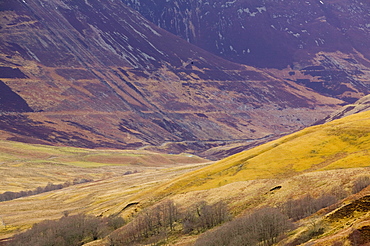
[195,207,293,246]
[349,225,370,245]
[0,179,92,202]
[328,195,370,221]
[108,200,230,246]
[9,213,125,246]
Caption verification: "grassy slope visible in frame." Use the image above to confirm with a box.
[148,110,370,246]
[0,141,210,239]
[150,110,370,198]
[2,111,370,244]
[0,140,207,192]
[88,110,368,245]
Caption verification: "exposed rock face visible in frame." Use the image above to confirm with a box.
[0,0,348,157]
[123,0,370,103]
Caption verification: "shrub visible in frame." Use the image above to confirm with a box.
[195,207,293,246]
[330,185,349,200]
[286,221,325,246]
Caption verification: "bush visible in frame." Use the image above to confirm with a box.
[195,207,293,246]
[330,185,349,200]
[10,213,119,246]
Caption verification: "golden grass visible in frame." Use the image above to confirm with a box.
[0,139,210,239]
[0,139,207,168]
[0,161,210,240]
[0,139,208,192]
[2,111,370,243]
[149,110,370,197]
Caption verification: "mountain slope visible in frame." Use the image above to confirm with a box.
[123,0,370,67]
[0,0,343,156]
[123,0,370,103]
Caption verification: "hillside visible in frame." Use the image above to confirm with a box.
[0,139,210,241]
[151,108,370,196]
[122,109,370,246]
[2,110,370,245]
[0,0,349,157]
[123,0,370,103]
[0,139,208,192]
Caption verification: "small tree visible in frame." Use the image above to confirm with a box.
[182,200,230,233]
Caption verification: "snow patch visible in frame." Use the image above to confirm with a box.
[140,52,155,61]
[25,48,40,62]
[256,6,266,13]
[142,23,161,36]
[84,0,93,8]
[314,38,325,46]
[224,0,236,7]
[237,6,266,17]
[218,32,223,39]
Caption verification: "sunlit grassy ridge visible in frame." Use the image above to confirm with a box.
[0,140,206,168]
[152,110,370,196]
[0,140,208,192]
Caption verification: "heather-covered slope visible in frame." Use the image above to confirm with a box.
[0,0,343,156]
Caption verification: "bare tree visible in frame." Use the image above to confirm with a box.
[195,207,293,246]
